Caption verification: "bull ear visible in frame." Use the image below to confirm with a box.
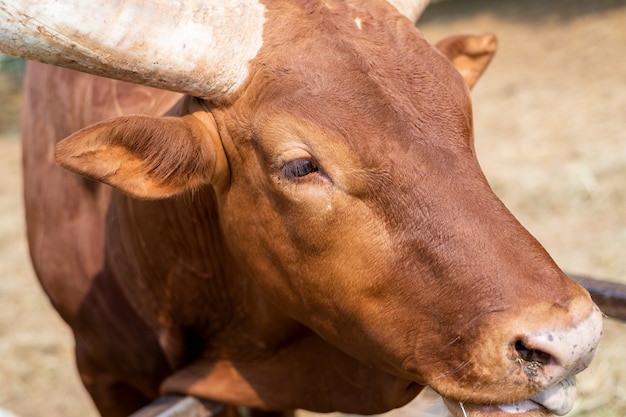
[55,114,226,200]
[436,33,497,90]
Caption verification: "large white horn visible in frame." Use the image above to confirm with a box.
[387,0,430,22]
[0,0,265,99]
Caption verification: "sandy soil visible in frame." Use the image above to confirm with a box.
[0,0,624,416]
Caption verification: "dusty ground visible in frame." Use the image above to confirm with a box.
[0,0,624,416]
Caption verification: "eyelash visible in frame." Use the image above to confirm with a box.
[281,159,319,179]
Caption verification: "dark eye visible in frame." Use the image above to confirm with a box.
[282,159,319,179]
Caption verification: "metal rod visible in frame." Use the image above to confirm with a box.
[570,273,626,321]
[129,395,225,417]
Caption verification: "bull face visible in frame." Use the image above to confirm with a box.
[53,2,601,417]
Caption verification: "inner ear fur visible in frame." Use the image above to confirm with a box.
[55,114,221,200]
[436,33,498,90]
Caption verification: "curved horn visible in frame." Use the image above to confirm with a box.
[387,0,430,23]
[0,0,265,99]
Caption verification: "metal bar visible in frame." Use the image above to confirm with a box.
[570,274,626,321]
[129,395,224,417]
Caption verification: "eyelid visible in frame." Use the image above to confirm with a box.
[268,142,333,185]
[273,146,314,168]
[274,157,333,187]
[282,158,319,179]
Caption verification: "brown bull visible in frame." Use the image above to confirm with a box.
[1,1,601,417]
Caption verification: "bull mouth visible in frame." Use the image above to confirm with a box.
[443,400,549,417]
[440,375,577,417]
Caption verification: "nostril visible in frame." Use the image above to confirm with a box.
[508,306,602,384]
[514,339,553,366]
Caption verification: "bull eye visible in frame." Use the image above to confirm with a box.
[282,159,319,179]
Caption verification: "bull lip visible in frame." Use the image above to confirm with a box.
[439,374,577,417]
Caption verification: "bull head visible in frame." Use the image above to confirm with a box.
[1,1,602,417]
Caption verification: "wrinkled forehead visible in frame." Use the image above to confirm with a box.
[246,61,473,169]
[240,5,473,153]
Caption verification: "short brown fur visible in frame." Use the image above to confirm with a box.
[22,1,597,417]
